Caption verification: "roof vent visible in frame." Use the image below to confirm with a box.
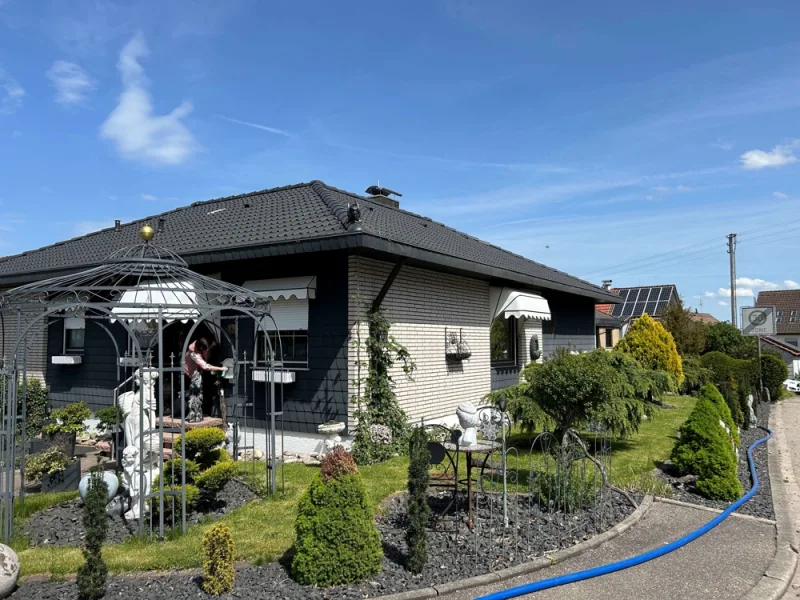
[365,184,402,209]
[601,279,612,290]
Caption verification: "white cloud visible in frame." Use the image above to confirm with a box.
[774,191,789,199]
[786,280,800,289]
[141,193,156,201]
[740,141,799,170]
[711,139,735,151]
[644,195,654,201]
[73,220,113,236]
[719,300,728,307]
[703,291,715,298]
[11,129,20,137]
[0,67,24,115]
[736,277,779,290]
[718,286,755,298]
[108,195,118,201]
[100,32,198,166]
[46,60,94,106]
[219,115,292,137]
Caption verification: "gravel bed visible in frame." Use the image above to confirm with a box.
[23,479,258,547]
[14,491,637,599]
[660,401,774,520]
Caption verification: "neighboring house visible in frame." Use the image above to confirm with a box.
[760,337,800,379]
[754,290,800,349]
[0,181,619,452]
[688,311,718,325]
[595,310,622,350]
[597,284,680,321]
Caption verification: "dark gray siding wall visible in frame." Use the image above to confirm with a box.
[46,319,127,411]
[220,251,349,435]
[491,367,520,391]
[541,293,596,356]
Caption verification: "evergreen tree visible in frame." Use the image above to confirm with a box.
[406,427,431,574]
[617,314,684,385]
[77,470,109,600]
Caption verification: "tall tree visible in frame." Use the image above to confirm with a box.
[661,299,707,356]
[704,322,758,359]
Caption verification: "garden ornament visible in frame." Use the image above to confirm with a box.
[79,471,119,503]
[119,368,159,451]
[121,445,160,520]
[368,423,392,446]
[0,544,19,599]
[746,394,757,427]
[105,493,130,517]
[456,402,478,447]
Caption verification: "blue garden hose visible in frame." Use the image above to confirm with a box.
[477,425,773,600]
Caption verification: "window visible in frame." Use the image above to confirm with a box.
[256,330,309,367]
[491,317,517,366]
[786,339,799,347]
[777,310,784,323]
[64,317,85,354]
[791,310,798,323]
[605,329,613,348]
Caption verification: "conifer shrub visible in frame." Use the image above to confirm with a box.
[671,394,741,501]
[149,484,199,524]
[698,383,739,446]
[77,470,108,600]
[175,427,226,465]
[292,450,382,586]
[160,458,200,486]
[196,461,239,493]
[406,427,430,574]
[202,523,235,596]
[761,353,788,401]
[616,314,684,385]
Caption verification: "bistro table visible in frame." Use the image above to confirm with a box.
[444,438,501,528]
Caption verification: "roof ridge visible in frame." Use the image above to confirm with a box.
[309,181,349,230]
[316,182,610,294]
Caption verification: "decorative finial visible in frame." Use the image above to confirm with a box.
[139,224,155,242]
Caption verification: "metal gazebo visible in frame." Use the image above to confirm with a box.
[0,226,284,542]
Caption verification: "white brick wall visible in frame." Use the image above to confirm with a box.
[518,317,544,372]
[348,257,491,427]
[0,310,47,381]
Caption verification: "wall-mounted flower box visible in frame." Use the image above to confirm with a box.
[252,369,296,384]
[51,355,82,365]
[445,328,472,362]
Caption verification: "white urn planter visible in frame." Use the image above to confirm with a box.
[456,402,478,447]
[317,421,346,456]
[79,471,119,503]
[0,544,19,599]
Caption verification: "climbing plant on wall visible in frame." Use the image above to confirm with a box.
[350,307,416,465]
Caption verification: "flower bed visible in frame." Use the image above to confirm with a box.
[15,490,637,599]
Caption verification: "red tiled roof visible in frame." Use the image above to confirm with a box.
[755,290,800,334]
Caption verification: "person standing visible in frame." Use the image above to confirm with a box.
[184,337,225,421]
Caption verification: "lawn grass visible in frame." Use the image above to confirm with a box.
[15,399,694,578]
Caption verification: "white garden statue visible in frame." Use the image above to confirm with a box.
[118,369,159,451]
[121,445,160,520]
[456,402,478,447]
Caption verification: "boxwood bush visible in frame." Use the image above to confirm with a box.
[175,427,226,466]
[160,458,201,486]
[292,451,382,586]
[671,392,741,501]
[196,461,239,493]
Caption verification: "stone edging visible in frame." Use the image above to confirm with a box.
[741,402,799,600]
[375,495,654,600]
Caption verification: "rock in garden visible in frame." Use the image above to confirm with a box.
[0,544,18,599]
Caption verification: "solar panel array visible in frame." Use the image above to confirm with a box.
[610,285,676,318]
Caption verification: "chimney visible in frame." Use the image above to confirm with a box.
[601,279,612,290]
[365,184,402,209]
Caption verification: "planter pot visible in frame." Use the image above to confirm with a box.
[41,460,81,493]
[48,432,76,457]
[27,439,47,455]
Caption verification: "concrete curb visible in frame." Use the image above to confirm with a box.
[376,495,654,600]
[741,403,798,600]
[655,496,777,526]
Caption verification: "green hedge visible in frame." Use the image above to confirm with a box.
[671,390,741,501]
[761,353,788,401]
[679,356,712,395]
[698,383,739,446]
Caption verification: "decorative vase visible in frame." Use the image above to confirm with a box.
[456,402,478,447]
[79,471,119,503]
[317,421,346,456]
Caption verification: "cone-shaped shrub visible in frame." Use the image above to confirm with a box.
[77,470,109,600]
[292,450,382,586]
[202,523,235,596]
[406,427,431,574]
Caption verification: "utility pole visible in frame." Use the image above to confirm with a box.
[727,233,737,327]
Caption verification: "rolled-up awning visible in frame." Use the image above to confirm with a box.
[242,276,317,300]
[490,287,551,322]
[111,280,200,322]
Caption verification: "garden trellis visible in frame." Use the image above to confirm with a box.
[0,226,285,542]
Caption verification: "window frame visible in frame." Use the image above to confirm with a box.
[605,328,613,348]
[490,316,518,368]
[256,329,310,369]
[791,310,798,323]
[63,318,86,355]
[777,310,784,323]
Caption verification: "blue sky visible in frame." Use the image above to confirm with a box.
[1,1,799,321]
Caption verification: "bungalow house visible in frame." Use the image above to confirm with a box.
[0,181,619,453]
[595,310,623,350]
[755,290,800,378]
